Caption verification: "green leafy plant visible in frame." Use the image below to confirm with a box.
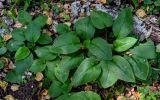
[1,8,158,99]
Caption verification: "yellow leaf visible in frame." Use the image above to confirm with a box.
[0,81,8,90]
[35,72,44,81]
[11,84,19,91]
[4,95,14,100]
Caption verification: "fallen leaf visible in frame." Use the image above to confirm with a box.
[0,81,8,90]
[11,84,19,91]
[41,89,48,96]
[47,16,52,25]
[97,0,107,4]
[136,9,146,18]
[4,95,14,100]
[3,34,12,41]
[35,72,43,81]
[13,21,23,28]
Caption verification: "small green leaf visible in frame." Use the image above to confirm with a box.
[35,46,57,60]
[125,55,150,80]
[24,22,41,42]
[15,47,30,61]
[56,23,70,34]
[87,37,112,60]
[74,17,95,39]
[5,70,23,83]
[99,61,119,88]
[130,40,156,59]
[29,59,46,73]
[90,10,113,29]
[57,91,101,100]
[113,37,137,52]
[51,34,81,54]
[112,56,135,82]
[18,10,32,25]
[11,28,25,41]
[72,58,101,86]
[0,60,5,69]
[37,33,52,45]
[33,15,47,27]
[15,54,33,74]
[113,8,133,38]
[0,47,7,55]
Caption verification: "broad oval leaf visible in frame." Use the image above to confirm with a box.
[33,15,48,27]
[15,54,33,74]
[74,17,95,39]
[112,56,135,82]
[11,28,25,41]
[24,22,41,42]
[90,10,113,29]
[7,40,25,52]
[71,58,101,86]
[57,91,101,100]
[35,46,57,60]
[18,10,32,25]
[29,59,46,73]
[113,37,137,52]
[130,40,156,59]
[99,61,119,88]
[0,47,7,55]
[56,23,70,34]
[113,8,133,38]
[87,37,112,60]
[5,70,23,83]
[15,47,30,61]
[51,34,81,54]
[37,33,52,45]
[125,55,150,80]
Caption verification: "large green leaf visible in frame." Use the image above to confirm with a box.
[15,47,30,61]
[59,54,84,70]
[11,28,25,41]
[33,15,47,27]
[51,34,81,54]
[99,61,119,88]
[45,61,59,80]
[56,23,70,34]
[113,8,133,38]
[15,54,33,74]
[29,59,46,73]
[113,37,137,52]
[112,56,135,82]
[5,70,23,83]
[37,33,52,45]
[125,55,150,80]
[35,46,57,60]
[90,10,113,29]
[87,37,112,60]
[7,40,25,52]
[24,22,41,42]
[18,10,32,25]
[0,47,7,55]
[72,58,101,86]
[49,81,71,97]
[57,91,101,100]
[130,40,156,59]
[74,17,95,39]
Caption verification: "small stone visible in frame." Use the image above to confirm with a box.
[11,84,19,91]
[4,95,14,100]
[64,4,70,10]
[35,72,43,81]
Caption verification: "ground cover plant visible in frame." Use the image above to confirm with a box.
[0,0,160,99]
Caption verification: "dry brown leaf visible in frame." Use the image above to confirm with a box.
[35,72,44,81]
[0,81,8,90]
[97,0,107,4]
[13,21,23,28]
[4,95,14,100]
[136,9,146,18]
[47,17,52,25]
[3,34,12,41]
[11,84,19,91]
[41,89,48,96]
